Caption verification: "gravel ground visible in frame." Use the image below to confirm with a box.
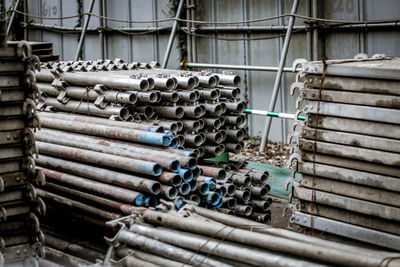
[230,137,291,168]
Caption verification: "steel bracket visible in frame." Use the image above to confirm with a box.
[292,58,307,72]
[22,99,36,118]
[94,84,108,109]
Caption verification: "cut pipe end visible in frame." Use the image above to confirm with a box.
[139,79,150,91]
[179,183,191,195]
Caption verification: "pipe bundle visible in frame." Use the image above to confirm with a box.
[36,59,247,158]
[0,39,45,264]
[198,165,272,223]
[288,56,400,251]
[102,205,400,267]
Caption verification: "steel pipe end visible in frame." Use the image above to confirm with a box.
[198,119,205,129]
[236,102,246,113]
[162,186,178,200]
[188,91,197,102]
[206,192,220,206]
[175,107,185,119]
[152,164,163,176]
[171,174,183,187]
[169,138,179,148]
[150,183,162,195]
[214,120,221,129]
[258,187,269,199]
[144,196,158,207]
[134,193,147,206]
[217,186,227,197]
[170,92,179,102]
[128,94,138,104]
[147,77,155,90]
[205,76,217,88]
[193,76,200,87]
[139,79,150,91]
[231,88,240,98]
[214,132,224,144]
[174,196,186,209]
[192,167,201,178]
[193,106,203,118]
[241,206,252,216]
[232,75,241,86]
[210,90,219,100]
[148,92,158,103]
[177,121,184,132]
[227,197,237,209]
[187,77,196,89]
[218,116,225,126]
[226,184,236,196]
[263,184,271,195]
[168,159,180,172]
[197,146,205,157]
[188,179,198,192]
[185,157,198,170]
[198,182,210,195]
[119,108,130,120]
[213,75,220,85]
[217,169,227,179]
[189,194,201,204]
[242,190,251,202]
[178,183,191,195]
[259,174,268,185]
[244,177,252,187]
[177,135,185,146]
[172,77,178,90]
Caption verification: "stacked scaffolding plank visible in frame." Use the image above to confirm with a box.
[289,56,400,251]
[0,24,45,265]
[36,59,247,158]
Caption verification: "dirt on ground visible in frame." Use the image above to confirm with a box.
[230,137,291,168]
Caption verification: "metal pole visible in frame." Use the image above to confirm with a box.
[312,0,319,60]
[259,0,299,152]
[6,0,20,39]
[74,0,96,61]
[186,0,192,62]
[161,0,185,68]
[183,62,299,72]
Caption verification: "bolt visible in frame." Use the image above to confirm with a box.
[311,93,315,97]
[308,78,313,83]
[13,134,19,140]
[16,250,21,255]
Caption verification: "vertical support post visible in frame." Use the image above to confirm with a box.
[259,0,299,152]
[186,0,192,62]
[161,0,185,69]
[312,0,319,60]
[6,0,20,39]
[74,0,96,61]
[190,0,197,62]
[99,0,105,60]
[306,0,312,60]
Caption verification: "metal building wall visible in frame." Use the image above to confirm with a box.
[11,0,400,142]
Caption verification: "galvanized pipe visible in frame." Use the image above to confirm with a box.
[260,0,300,151]
[37,142,162,176]
[41,168,146,204]
[38,116,171,146]
[45,182,139,214]
[36,154,161,195]
[115,227,231,267]
[35,129,179,171]
[161,0,185,68]
[74,0,96,60]
[37,188,120,220]
[130,224,322,267]
[43,97,129,120]
[142,209,396,267]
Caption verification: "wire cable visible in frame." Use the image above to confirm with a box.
[12,9,400,26]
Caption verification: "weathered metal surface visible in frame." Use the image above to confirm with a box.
[306,101,400,124]
[293,186,400,222]
[301,88,400,108]
[299,201,400,235]
[305,114,400,139]
[291,211,400,251]
[299,139,400,167]
[306,74,400,96]
[298,162,400,192]
[301,152,400,178]
[301,175,400,207]
[301,126,400,153]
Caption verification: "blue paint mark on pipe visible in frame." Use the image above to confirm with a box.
[189,179,198,192]
[138,132,171,146]
[169,138,179,148]
[177,168,193,182]
[214,197,223,208]
[135,193,146,206]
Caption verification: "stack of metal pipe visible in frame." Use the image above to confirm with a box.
[199,165,272,224]
[0,37,46,264]
[102,204,400,267]
[288,56,400,251]
[36,59,247,158]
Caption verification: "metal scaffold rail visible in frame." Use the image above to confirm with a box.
[244,109,306,121]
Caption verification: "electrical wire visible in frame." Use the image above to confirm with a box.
[12,9,400,26]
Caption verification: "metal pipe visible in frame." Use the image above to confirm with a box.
[142,209,397,267]
[115,227,231,267]
[74,0,96,61]
[45,182,139,214]
[37,142,163,176]
[37,188,120,220]
[312,0,319,60]
[41,168,146,204]
[198,165,226,179]
[38,112,162,133]
[43,97,129,120]
[116,247,192,267]
[6,0,20,39]
[183,62,299,72]
[152,106,184,119]
[130,224,322,267]
[244,109,306,120]
[38,116,171,146]
[259,0,300,151]
[161,0,185,68]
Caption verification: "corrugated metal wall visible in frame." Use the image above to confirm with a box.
[11,0,400,142]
